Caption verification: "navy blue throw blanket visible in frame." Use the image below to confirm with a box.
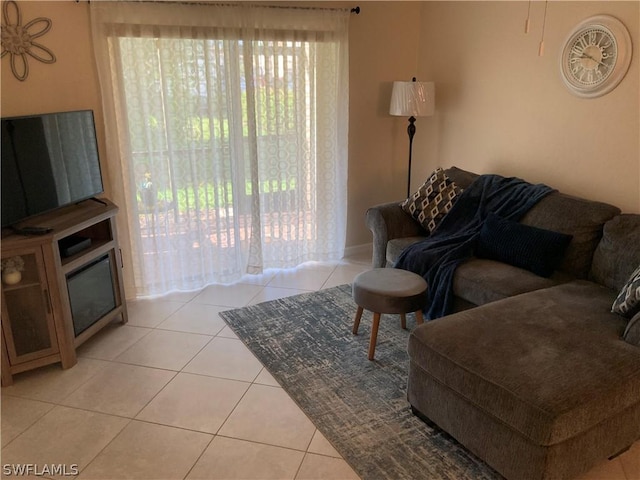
[395,174,554,320]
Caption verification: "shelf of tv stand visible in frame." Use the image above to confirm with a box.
[61,239,115,274]
[1,281,43,296]
[1,197,128,387]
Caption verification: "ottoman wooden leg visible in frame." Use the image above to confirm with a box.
[368,313,381,361]
[400,313,407,330]
[353,306,364,334]
[415,310,424,325]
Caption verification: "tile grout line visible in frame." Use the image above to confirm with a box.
[76,415,134,477]
[0,398,56,450]
[181,432,217,480]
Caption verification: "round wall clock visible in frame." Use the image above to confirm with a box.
[560,15,632,98]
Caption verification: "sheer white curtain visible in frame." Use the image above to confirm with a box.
[90,2,349,297]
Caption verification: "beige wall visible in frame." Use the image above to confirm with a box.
[414,1,640,221]
[347,1,424,246]
[0,1,100,113]
[3,1,636,251]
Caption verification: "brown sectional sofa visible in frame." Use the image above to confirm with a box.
[365,167,640,480]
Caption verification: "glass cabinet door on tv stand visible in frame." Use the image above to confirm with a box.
[1,248,61,365]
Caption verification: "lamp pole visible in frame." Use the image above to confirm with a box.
[406,77,418,198]
[406,115,416,198]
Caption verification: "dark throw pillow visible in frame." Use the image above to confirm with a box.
[476,213,573,277]
[612,264,640,318]
[401,167,463,234]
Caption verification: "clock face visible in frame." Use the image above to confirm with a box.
[560,15,632,98]
[566,27,617,87]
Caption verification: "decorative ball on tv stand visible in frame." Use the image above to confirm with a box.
[1,255,24,285]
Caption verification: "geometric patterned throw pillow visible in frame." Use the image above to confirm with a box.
[401,167,463,234]
[612,264,640,318]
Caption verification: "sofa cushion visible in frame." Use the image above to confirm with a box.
[386,236,427,266]
[624,311,640,346]
[590,214,640,291]
[401,168,463,234]
[612,264,640,318]
[408,281,640,446]
[519,193,620,279]
[452,258,566,306]
[476,213,573,277]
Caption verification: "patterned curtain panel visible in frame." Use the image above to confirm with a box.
[90,2,349,297]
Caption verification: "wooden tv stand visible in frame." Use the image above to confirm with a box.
[1,198,128,386]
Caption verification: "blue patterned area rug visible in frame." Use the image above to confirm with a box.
[220,284,500,480]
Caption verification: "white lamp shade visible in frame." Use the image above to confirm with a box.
[389,81,435,117]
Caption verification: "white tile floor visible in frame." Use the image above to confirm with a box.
[2,251,639,480]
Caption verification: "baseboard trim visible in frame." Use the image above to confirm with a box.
[343,243,372,258]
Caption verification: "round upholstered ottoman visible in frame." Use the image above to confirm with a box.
[352,268,427,360]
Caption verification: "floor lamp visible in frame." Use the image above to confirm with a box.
[389,78,435,198]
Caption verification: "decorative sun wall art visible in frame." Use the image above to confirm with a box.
[1,0,56,81]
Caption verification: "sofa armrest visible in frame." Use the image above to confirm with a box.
[365,201,426,268]
[623,311,640,347]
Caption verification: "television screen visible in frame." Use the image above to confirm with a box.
[1,110,104,228]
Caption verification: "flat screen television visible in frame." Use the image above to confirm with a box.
[1,110,104,228]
